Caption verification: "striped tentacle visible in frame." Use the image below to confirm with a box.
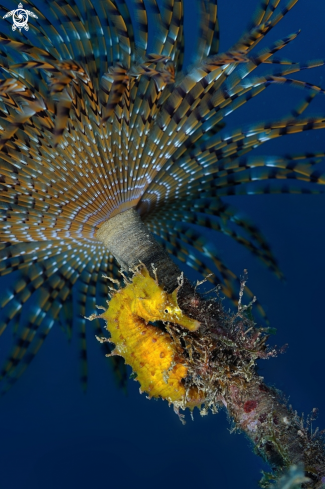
[0,310,54,396]
[0,54,133,228]
[29,0,92,63]
[171,116,325,177]
[205,177,324,198]
[0,35,69,100]
[0,259,71,344]
[264,58,325,79]
[139,63,235,198]
[105,0,129,65]
[99,73,126,203]
[0,9,71,93]
[232,0,299,54]
[128,59,175,202]
[248,0,272,31]
[288,93,319,120]
[160,0,183,60]
[0,105,48,152]
[144,199,282,279]
[0,241,81,276]
[0,239,124,392]
[262,0,282,23]
[58,292,73,340]
[80,0,110,81]
[187,158,325,198]
[168,145,325,189]
[169,151,324,198]
[148,80,262,183]
[120,79,132,203]
[148,85,264,191]
[0,142,106,241]
[0,208,97,246]
[137,96,257,204]
[100,65,129,125]
[0,242,110,391]
[129,0,148,57]
[141,128,325,212]
[67,85,117,212]
[99,53,174,213]
[53,0,104,80]
[149,153,324,202]
[0,33,59,63]
[0,78,36,109]
[87,252,127,390]
[196,0,212,63]
[114,0,136,60]
[103,54,173,207]
[128,77,162,202]
[182,54,325,150]
[0,242,114,351]
[218,66,325,125]
[92,0,115,65]
[138,21,303,194]
[140,152,324,252]
[74,252,108,391]
[102,74,134,209]
[185,153,325,199]
[145,0,184,74]
[201,154,324,184]
[0,50,98,149]
[173,1,185,73]
[0,253,82,388]
[240,74,325,95]
[154,28,304,170]
[0,245,85,335]
[247,0,290,42]
[145,0,167,55]
[223,30,302,93]
[153,225,235,295]
[73,247,128,390]
[204,0,219,57]
[94,86,126,212]
[113,88,128,205]
[150,28,302,179]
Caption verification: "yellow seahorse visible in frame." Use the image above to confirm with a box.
[87,266,205,410]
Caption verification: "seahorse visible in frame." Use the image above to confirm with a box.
[0,0,324,396]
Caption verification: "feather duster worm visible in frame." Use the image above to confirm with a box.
[0,0,325,394]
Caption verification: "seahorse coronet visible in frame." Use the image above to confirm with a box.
[93,265,204,409]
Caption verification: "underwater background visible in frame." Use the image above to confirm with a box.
[0,0,325,487]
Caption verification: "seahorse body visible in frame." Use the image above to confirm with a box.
[96,267,204,408]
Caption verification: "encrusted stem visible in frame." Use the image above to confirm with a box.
[95,207,325,487]
[225,376,325,488]
[96,208,184,293]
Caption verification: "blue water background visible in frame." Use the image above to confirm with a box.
[0,0,325,488]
